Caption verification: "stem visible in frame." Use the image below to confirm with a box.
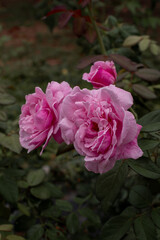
[88,2,106,55]
[130,107,138,121]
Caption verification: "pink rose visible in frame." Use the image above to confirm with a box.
[60,85,143,174]
[19,81,71,153]
[82,61,117,89]
[46,81,71,143]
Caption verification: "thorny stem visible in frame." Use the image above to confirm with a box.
[88,1,106,55]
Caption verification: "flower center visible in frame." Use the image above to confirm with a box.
[91,121,99,132]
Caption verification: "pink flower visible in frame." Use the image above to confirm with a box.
[19,81,71,153]
[60,85,143,174]
[82,61,117,89]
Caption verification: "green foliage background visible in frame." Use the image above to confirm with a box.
[0,0,160,239]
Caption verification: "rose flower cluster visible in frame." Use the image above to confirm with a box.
[19,61,143,174]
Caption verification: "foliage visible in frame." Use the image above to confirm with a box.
[0,26,22,155]
[0,0,160,239]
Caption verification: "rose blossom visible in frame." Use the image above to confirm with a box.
[60,85,143,174]
[82,61,117,89]
[19,81,71,153]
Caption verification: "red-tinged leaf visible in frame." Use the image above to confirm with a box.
[136,63,144,69]
[73,9,82,17]
[58,11,73,28]
[43,6,67,19]
[73,17,87,36]
[97,22,109,31]
[109,54,139,72]
[77,55,108,69]
[84,16,91,23]
[84,24,97,43]
[135,68,160,82]
[78,0,91,7]
[132,84,157,99]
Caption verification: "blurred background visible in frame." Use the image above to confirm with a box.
[0,1,160,239]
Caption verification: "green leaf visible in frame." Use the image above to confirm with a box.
[66,212,79,234]
[152,84,160,90]
[18,203,30,217]
[135,68,160,82]
[101,215,133,240]
[139,39,150,51]
[0,133,22,154]
[134,214,156,240]
[151,207,160,228]
[0,111,7,121]
[123,35,142,47]
[46,229,57,240]
[30,182,62,200]
[121,206,138,218]
[106,15,118,27]
[41,206,61,219]
[6,235,26,240]
[126,1,141,14]
[55,200,73,212]
[17,180,29,189]
[132,84,157,99]
[138,139,159,151]
[45,182,63,198]
[0,175,19,203]
[27,224,44,240]
[4,169,25,178]
[141,122,160,132]
[27,169,45,187]
[0,224,13,231]
[96,160,128,212]
[0,93,15,105]
[150,43,160,55]
[74,194,92,205]
[123,228,136,240]
[128,157,160,179]
[79,208,101,225]
[129,185,152,208]
[138,110,160,126]
[30,184,51,200]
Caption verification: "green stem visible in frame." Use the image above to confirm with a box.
[88,2,106,55]
[130,107,138,121]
